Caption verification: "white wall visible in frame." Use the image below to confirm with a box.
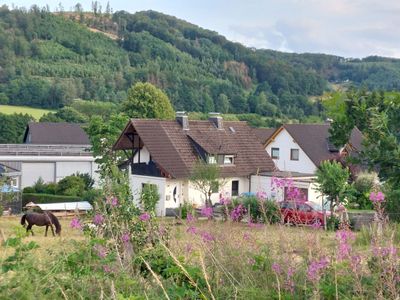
[250,175,323,204]
[2,155,98,188]
[266,129,317,174]
[133,146,151,164]
[130,174,166,216]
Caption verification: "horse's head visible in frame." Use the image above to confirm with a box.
[55,225,62,236]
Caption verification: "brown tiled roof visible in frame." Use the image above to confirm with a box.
[282,124,363,167]
[252,128,276,144]
[114,119,276,179]
[23,122,90,145]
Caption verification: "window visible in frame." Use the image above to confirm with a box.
[224,155,235,165]
[290,149,299,161]
[271,148,280,159]
[207,155,217,164]
[231,180,239,196]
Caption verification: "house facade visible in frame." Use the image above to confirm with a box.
[113,113,276,216]
[0,122,98,189]
[250,124,363,205]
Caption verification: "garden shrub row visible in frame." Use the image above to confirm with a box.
[22,193,81,206]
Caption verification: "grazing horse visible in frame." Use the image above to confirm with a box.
[21,212,62,236]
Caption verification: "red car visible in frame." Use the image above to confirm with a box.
[279,201,329,226]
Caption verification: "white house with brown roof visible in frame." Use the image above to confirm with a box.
[113,113,276,216]
[250,124,364,205]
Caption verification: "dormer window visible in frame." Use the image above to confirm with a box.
[207,155,217,164]
[224,155,234,165]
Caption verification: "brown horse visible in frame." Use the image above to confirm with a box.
[21,212,62,236]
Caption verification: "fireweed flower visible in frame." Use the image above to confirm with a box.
[139,212,150,222]
[93,214,104,225]
[111,197,119,207]
[307,257,329,282]
[93,244,107,259]
[370,191,385,203]
[103,265,112,273]
[200,231,214,243]
[230,204,247,222]
[187,226,197,235]
[256,191,267,200]
[70,217,82,229]
[201,206,213,218]
[186,213,195,223]
[272,262,282,274]
[219,197,231,205]
[336,229,355,260]
[121,232,130,244]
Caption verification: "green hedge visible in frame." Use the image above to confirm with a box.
[22,193,82,206]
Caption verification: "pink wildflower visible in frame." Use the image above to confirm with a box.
[248,258,256,266]
[311,220,322,230]
[70,217,82,229]
[307,257,329,282]
[370,191,385,203]
[256,191,267,200]
[219,197,231,205]
[272,262,281,274]
[93,214,104,225]
[187,226,197,234]
[121,232,130,244]
[103,265,112,273]
[93,244,107,259]
[186,213,195,223]
[200,231,214,243]
[111,197,119,207]
[336,229,355,260]
[230,204,247,222]
[139,212,150,222]
[201,206,213,218]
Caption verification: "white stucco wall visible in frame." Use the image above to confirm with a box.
[266,129,317,174]
[250,175,323,204]
[2,155,98,188]
[130,174,166,216]
[133,146,151,164]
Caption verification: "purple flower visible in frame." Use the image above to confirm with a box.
[248,258,256,265]
[139,212,150,222]
[307,257,329,282]
[336,229,355,260]
[70,217,82,229]
[201,206,213,218]
[93,214,104,225]
[370,191,385,203]
[121,232,130,244]
[311,220,322,230]
[230,204,247,222]
[93,244,107,259]
[272,262,281,274]
[186,213,195,223]
[187,226,197,235]
[111,197,119,207]
[219,197,231,205]
[103,265,112,273]
[200,231,214,243]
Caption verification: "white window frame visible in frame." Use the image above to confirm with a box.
[207,155,217,164]
[224,155,235,165]
[271,147,280,159]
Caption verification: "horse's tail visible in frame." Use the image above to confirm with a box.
[48,212,62,235]
[21,214,27,226]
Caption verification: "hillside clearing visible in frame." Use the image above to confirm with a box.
[0,105,54,120]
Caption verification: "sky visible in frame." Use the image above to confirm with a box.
[4,0,400,58]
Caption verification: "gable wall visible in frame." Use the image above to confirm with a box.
[266,129,317,174]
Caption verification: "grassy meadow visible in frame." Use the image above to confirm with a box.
[0,105,54,120]
[1,213,399,299]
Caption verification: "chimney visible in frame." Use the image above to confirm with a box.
[209,112,223,130]
[176,111,189,130]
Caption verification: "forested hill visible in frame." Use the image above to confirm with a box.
[1,6,400,120]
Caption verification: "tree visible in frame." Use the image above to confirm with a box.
[215,93,229,114]
[189,160,220,207]
[315,160,351,216]
[120,82,175,120]
[40,107,87,123]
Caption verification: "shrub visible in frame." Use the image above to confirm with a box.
[57,175,86,196]
[32,177,46,193]
[22,187,35,194]
[82,189,102,205]
[349,172,378,210]
[140,184,159,213]
[22,193,81,206]
[237,195,281,224]
[44,183,57,195]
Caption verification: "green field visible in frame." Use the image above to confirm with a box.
[0,105,54,120]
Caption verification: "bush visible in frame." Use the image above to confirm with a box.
[57,175,86,196]
[349,172,377,210]
[140,184,159,213]
[238,195,281,224]
[32,177,46,194]
[22,187,35,194]
[82,189,102,205]
[22,193,81,206]
[44,183,57,195]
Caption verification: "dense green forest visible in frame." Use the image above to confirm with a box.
[1,5,400,121]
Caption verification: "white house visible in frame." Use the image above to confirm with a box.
[0,122,99,189]
[249,124,363,205]
[113,113,276,216]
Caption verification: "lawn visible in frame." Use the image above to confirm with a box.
[1,215,399,299]
[0,105,54,120]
